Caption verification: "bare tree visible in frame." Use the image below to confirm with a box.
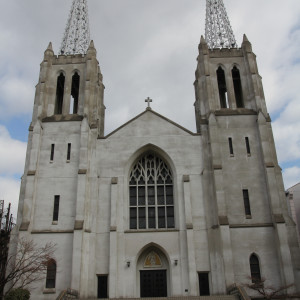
[0,200,15,299]
[0,237,56,298]
[245,278,300,299]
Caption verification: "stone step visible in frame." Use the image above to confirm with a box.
[79,296,239,300]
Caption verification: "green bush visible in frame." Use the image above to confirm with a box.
[4,288,30,300]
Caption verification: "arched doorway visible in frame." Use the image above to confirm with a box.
[137,246,170,297]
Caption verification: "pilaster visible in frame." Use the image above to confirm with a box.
[183,175,198,295]
[109,177,118,298]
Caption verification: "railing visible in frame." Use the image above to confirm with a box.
[227,283,251,300]
[56,288,79,300]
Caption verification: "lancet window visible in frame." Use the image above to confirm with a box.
[250,254,261,283]
[55,73,65,114]
[129,153,174,230]
[46,259,56,288]
[217,67,228,108]
[232,66,244,108]
[70,72,80,114]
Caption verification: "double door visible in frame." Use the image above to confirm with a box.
[140,270,167,297]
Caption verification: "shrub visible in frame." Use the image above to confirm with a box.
[4,288,30,300]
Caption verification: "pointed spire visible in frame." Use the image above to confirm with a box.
[242,34,252,52]
[242,34,249,43]
[44,42,54,58]
[60,0,91,55]
[47,42,53,51]
[87,40,97,57]
[199,35,209,53]
[200,35,207,45]
[205,0,237,49]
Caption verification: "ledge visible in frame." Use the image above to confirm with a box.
[31,229,74,234]
[230,223,273,228]
[125,228,179,233]
[110,226,117,232]
[90,123,98,129]
[273,214,285,224]
[213,165,222,170]
[111,177,118,184]
[215,108,257,116]
[27,170,36,176]
[265,162,275,168]
[43,288,56,294]
[219,216,229,226]
[42,114,84,122]
[186,223,193,229]
[20,222,30,231]
[183,175,190,182]
[78,169,87,174]
[209,47,243,58]
[74,220,84,230]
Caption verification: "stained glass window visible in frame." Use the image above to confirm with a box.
[129,153,174,229]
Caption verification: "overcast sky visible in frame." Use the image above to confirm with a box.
[0,0,300,219]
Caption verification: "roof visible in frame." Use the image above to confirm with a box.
[103,108,199,139]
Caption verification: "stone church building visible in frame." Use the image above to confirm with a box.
[14,0,300,299]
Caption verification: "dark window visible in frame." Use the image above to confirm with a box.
[67,143,71,161]
[97,275,108,299]
[228,138,234,155]
[217,67,228,108]
[50,144,55,161]
[55,73,65,114]
[70,72,80,114]
[243,189,251,216]
[245,137,251,155]
[250,254,261,283]
[198,273,210,296]
[129,153,174,229]
[232,66,244,108]
[46,259,56,288]
[53,195,60,221]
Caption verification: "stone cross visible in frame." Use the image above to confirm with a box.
[145,97,153,108]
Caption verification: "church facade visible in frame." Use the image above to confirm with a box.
[14,1,300,299]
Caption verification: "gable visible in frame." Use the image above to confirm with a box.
[105,110,197,138]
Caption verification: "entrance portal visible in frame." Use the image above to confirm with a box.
[140,270,167,297]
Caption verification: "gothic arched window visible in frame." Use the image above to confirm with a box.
[129,153,174,230]
[55,73,65,114]
[250,254,261,283]
[217,67,228,108]
[45,259,56,288]
[232,66,244,108]
[70,72,80,114]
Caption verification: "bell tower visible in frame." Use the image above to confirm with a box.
[31,0,105,134]
[18,1,105,294]
[194,0,299,293]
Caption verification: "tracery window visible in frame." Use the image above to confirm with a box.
[129,153,174,230]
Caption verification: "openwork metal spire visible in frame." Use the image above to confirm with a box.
[205,0,237,49]
[60,0,90,55]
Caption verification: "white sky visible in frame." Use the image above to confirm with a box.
[0,0,300,219]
